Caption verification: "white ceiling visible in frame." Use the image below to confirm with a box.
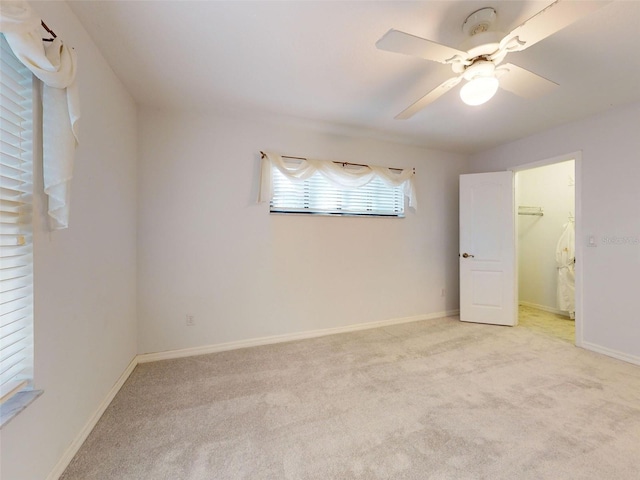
[66,0,640,154]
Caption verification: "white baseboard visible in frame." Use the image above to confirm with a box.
[46,356,138,480]
[519,301,570,317]
[582,341,640,367]
[46,310,460,479]
[138,310,460,364]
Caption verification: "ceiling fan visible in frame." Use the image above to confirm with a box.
[376,0,610,119]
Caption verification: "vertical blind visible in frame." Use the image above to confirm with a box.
[0,33,34,403]
[270,163,406,217]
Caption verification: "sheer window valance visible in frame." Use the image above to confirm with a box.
[259,152,417,210]
[0,0,80,229]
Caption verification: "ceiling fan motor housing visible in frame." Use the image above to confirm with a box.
[462,31,503,58]
[462,60,496,81]
[453,7,505,73]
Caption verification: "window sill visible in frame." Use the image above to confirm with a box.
[0,390,43,428]
[270,210,405,218]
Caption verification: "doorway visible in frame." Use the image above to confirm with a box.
[513,156,578,344]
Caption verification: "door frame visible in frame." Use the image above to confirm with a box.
[510,151,582,346]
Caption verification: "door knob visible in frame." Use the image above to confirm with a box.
[462,253,475,258]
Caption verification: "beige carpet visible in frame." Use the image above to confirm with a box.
[61,316,640,479]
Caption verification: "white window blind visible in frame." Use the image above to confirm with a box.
[270,164,406,217]
[0,33,34,403]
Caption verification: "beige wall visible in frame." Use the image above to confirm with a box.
[137,108,468,354]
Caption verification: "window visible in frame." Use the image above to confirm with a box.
[269,159,409,217]
[0,33,35,408]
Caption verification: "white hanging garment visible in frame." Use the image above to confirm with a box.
[556,221,576,318]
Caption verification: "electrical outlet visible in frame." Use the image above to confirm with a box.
[441,288,446,297]
[186,314,195,327]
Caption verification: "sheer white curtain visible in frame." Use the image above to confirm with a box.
[259,152,417,209]
[0,0,80,229]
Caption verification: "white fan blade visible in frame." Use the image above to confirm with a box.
[396,76,462,119]
[497,63,558,99]
[376,29,468,64]
[499,0,612,54]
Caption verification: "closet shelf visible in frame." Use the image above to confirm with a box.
[518,206,544,216]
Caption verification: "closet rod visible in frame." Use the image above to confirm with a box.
[260,151,413,174]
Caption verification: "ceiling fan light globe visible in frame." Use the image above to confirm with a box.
[460,76,499,106]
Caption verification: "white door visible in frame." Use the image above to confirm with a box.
[459,172,516,326]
